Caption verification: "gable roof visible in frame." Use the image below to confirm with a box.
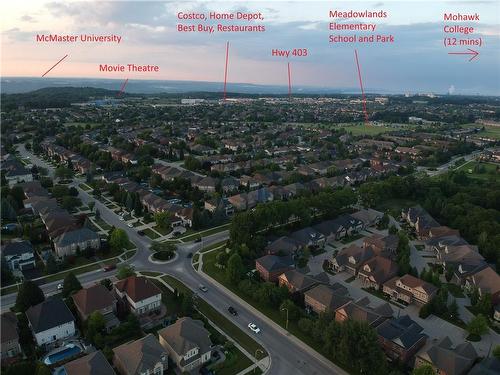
[64,350,116,375]
[114,276,161,302]
[26,297,74,333]
[1,240,33,257]
[419,336,477,375]
[1,312,19,344]
[279,270,320,291]
[54,227,99,247]
[256,255,294,272]
[158,317,212,356]
[72,284,116,316]
[113,334,166,375]
[304,284,352,311]
[376,315,427,349]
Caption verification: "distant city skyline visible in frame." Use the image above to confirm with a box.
[1,0,499,95]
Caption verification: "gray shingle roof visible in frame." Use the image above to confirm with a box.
[26,298,75,333]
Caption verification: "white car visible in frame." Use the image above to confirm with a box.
[127,223,133,228]
[119,217,125,221]
[248,323,260,334]
[57,283,63,291]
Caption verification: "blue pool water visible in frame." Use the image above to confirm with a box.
[44,344,82,365]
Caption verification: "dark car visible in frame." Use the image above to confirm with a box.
[194,237,202,243]
[137,230,145,236]
[228,306,238,316]
[103,264,116,272]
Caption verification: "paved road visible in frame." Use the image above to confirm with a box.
[8,145,346,375]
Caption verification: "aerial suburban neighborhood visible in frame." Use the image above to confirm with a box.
[1,0,500,370]
[1,86,499,375]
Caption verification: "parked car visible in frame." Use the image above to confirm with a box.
[199,284,208,293]
[248,323,260,334]
[119,216,125,221]
[127,223,133,228]
[57,283,63,291]
[103,264,116,272]
[194,237,202,243]
[212,350,220,359]
[228,306,238,316]
[138,230,145,236]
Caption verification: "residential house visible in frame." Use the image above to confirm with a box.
[464,266,500,306]
[220,176,239,193]
[383,274,438,305]
[72,284,119,331]
[414,336,478,375]
[363,234,400,259]
[330,244,375,275]
[113,334,168,375]
[376,315,427,363]
[278,270,327,294]
[204,198,234,216]
[1,312,21,360]
[5,164,33,187]
[158,317,213,372]
[255,255,294,283]
[193,176,218,193]
[1,240,36,271]
[401,206,440,239]
[53,227,101,257]
[357,256,399,289]
[304,284,351,315]
[26,298,76,347]
[64,350,116,375]
[290,227,325,248]
[114,276,162,316]
[265,236,303,257]
[334,297,393,327]
[350,208,383,228]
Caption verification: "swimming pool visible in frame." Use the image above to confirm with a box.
[44,343,82,365]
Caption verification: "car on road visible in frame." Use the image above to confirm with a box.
[57,283,63,291]
[138,230,145,236]
[103,264,116,271]
[228,306,238,316]
[127,223,133,228]
[199,284,208,293]
[119,217,125,221]
[248,323,260,333]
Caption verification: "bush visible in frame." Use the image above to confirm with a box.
[152,250,175,261]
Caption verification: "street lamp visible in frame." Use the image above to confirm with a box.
[254,349,264,374]
[281,306,289,330]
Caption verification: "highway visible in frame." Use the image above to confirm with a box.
[4,144,347,375]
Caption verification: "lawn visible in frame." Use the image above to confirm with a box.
[200,241,227,253]
[78,183,93,192]
[455,161,499,181]
[462,123,500,140]
[376,198,418,217]
[144,228,160,239]
[338,124,395,136]
[180,223,230,242]
[94,217,112,231]
[153,225,172,236]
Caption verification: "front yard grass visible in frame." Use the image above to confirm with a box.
[144,228,160,240]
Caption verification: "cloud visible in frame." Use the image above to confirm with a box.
[20,15,37,23]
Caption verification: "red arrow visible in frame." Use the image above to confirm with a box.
[448,48,479,61]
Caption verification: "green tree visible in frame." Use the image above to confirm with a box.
[117,265,135,280]
[475,293,492,316]
[86,311,106,344]
[62,272,82,297]
[466,314,489,337]
[100,278,113,290]
[226,253,245,283]
[35,363,51,375]
[55,166,74,179]
[109,228,129,251]
[61,196,81,210]
[412,364,436,375]
[45,253,58,274]
[154,212,171,229]
[15,280,45,312]
[280,299,300,321]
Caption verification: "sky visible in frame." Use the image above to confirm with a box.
[1,0,500,95]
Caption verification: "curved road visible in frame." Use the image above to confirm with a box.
[7,144,347,375]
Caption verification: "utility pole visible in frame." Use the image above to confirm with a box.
[281,307,289,330]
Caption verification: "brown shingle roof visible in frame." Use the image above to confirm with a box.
[114,276,161,303]
[64,350,116,375]
[72,284,116,317]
